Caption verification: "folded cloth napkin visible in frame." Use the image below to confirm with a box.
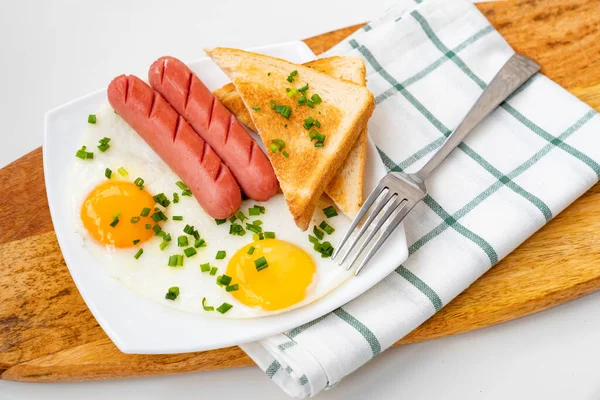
[241,0,600,396]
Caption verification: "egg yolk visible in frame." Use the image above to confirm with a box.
[226,239,316,311]
[81,181,156,248]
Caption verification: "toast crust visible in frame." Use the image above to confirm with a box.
[207,48,374,230]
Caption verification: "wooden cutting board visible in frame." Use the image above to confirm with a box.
[1,0,600,383]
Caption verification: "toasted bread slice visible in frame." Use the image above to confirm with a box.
[206,48,374,230]
[214,56,368,220]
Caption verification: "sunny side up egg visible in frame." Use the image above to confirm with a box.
[69,101,353,318]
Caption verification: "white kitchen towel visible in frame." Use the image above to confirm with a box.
[240,0,600,397]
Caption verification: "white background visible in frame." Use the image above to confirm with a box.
[2,1,599,399]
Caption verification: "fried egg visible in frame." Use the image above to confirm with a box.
[70,101,353,318]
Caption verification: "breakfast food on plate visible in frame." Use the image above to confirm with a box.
[71,50,375,318]
[206,48,375,231]
[214,56,368,219]
[107,74,241,219]
[148,56,279,202]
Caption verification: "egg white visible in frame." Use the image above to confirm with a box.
[69,101,353,318]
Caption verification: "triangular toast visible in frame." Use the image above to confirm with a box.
[214,56,368,221]
[206,48,374,230]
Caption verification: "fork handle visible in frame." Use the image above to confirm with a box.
[414,53,541,182]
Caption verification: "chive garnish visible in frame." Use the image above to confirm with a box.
[134,248,143,259]
[194,238,206,248]
[176,181,189,191]
[286,70,298,82]
[184,247,197,258]
[303,117,315,130]
[200,263,211,273]
[133,177,144,189]
[165,286,179,300]
[319,221,335,234]
[217,275,232,286]
[252,106,261,111]
[217,302,233,314]
[215,250,226,260]
[153,224,162,235]
[247,246,255,255]
[270,99,276,109]
[253,220,263,226]
[323,206,338,218]
[105,168,112,179]
[152,193,171,208]
[287,88,299,98]
[75,146,93,160]
[298,83,309,92]
[140,207,151,217]
[181,189,192,196]
[254,256,268,271]
[274,104,291,119]
[133,239,140,245]
[297,96,306,105]
[282,150,289,158]
[313,226,324,240]
[306,99,315,108]
[229,223,246,236]
[236,211,248,222]
[130,216,140,223]
[172,216,183,221]
[117,167,128,176]
[246,223,262,234]
[202,297,214,311]
[177,236,188,247]
[314,119,321,128]
[145,223,152,229]
[308,234,319,244]
[229,215,237,223]
[311,94,322,104]
[248,207,260,216]
[264,231,276,239]
[173,192,179,203]
[159,239,170,251]
[97,137,111,152]
[151,210,167,222]
[226,284,239,292]
[168,255,178,266]
[215,218,226,225]
[88,114,97,124]
[209,266,218,276]
[110,214,120,228]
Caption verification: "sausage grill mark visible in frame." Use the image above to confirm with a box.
[172,115,182,143]
[123,77,130,105]
[183,72,193,110]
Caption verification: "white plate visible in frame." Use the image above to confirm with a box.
[43,41,408,354]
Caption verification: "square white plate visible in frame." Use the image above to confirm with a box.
[43,41,408,354]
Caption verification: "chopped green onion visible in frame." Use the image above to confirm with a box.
[130,216,140,223]
[145,223,152,229]
[216,250,226,260]
[194,238,206,248]
[264,231,276,239]
[202,297,214,311]
[311,94,322,104]
[183,224,194,234]
[105,168,112,179]
[323,206,338,218]
[88,114,97,124]
[313,226,324,240]
[226,284,239,292]
[151,210,167,222]
[177,254,184,266]
[110,215,120,228]
[152,193,170,208]
[215,218,227,225]
[184,247,197,258]
[297,96,306,105]
[200,263,211,273]
[229,223,246,236]
[316,241,334,258]
[216,302,233,314]
[181,189,192,197]
[287,88,299,98]
[282,150,289,158]
[286,70,298,82]
[75,146,91,160]
[298,83,309,92]
[173,192,180,203]
[168,255,177,266]
[246,223,262,234]
[269,143,279,153]
[308,234,319,244]
[177,236,188,247]
[314,119,321,128]
[176,181,189,191]
[253,232,265,241]
[236,211,248,222]
[133,239,140,245]
[247,246,255,255]
[217,275,232,286]
[140,207,151,217]
[172,216,183,221]
[268,72,271,76]
[306,99,315,108]
[133,177,144,189]
[252,106,261,111]
[210,266,218,276]
[134,248,143,259]
[159,239,170,251]
[253,220,263,226]
[117,167,128,177]
[303,117,315,129]
[165,286,179,300]
[254,256,268,271]
[274,104,292,119]
[153,224,162,235]
[97,143,110,152]
[248,207,260,216]
[270,99,276,109]
[319,221,335,235]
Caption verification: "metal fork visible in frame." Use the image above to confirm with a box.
[333,53,541,276]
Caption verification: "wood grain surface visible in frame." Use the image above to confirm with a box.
[2,0,600,382]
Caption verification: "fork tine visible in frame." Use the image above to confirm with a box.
[336,190,395,265]
[332,179,388,260]
[344,196,405,270]
[354,200,416,276]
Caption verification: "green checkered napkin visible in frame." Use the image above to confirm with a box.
[241,0,600,397]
